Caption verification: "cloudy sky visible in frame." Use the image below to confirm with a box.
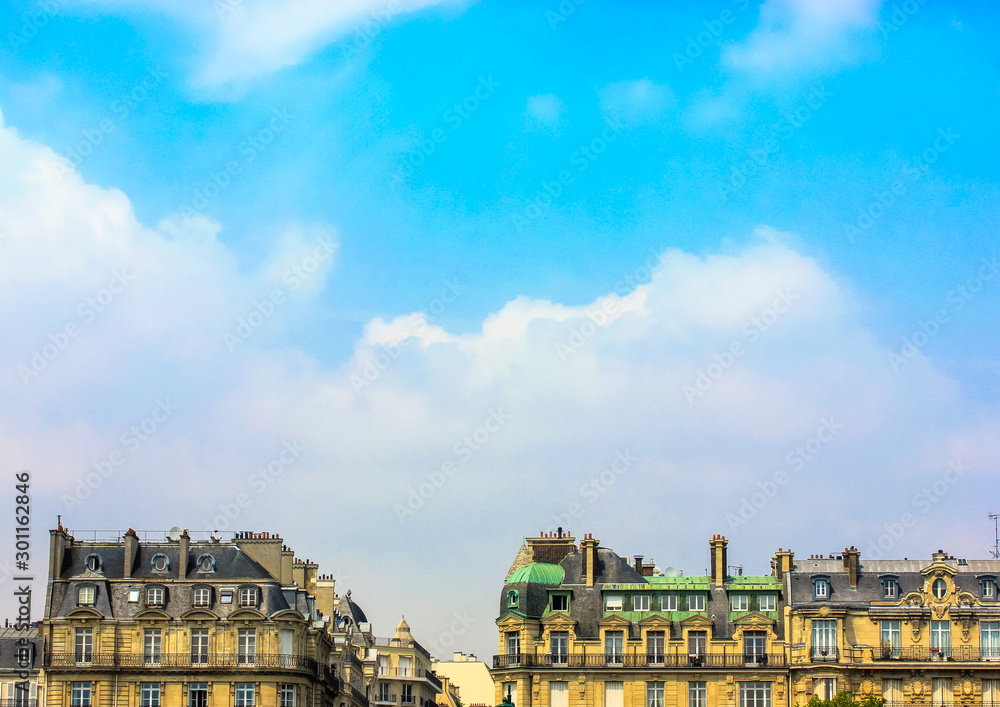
[2,0,999,660]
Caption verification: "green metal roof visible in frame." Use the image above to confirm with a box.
[505,563,565,585]
[604,577,711,590]
[724,576,781,589]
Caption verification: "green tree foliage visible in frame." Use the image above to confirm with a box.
[804,693,886,707]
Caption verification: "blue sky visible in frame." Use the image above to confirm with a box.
[1,0,999,659]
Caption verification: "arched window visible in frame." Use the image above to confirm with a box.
[151,553,170,572]
[193,587,211,608]
[196,553,216,573]
[147,586,165,607]
[84,553,103,572]
[932,578,947,599]
[239,586,259,608]
[507,590,519,608]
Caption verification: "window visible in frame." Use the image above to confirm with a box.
[811,619,837,660]
[646,682,664,707]
[743,631,767,663]
[880,620,901,658]
[882,679,903,707]
[662,594,677,611]
[84,554,102,572]
[147,587,164,607]
[688,594,705,611]
[932,578,947,599]
[982,621,1000,660]
[634,594,650,611]
[815,679,836,701]
[739,682,771,707]
[502,683,517,706]
[647,631,665,665]
[196,554,216,573]
[688,631,707,658]
[983,680,1000,707]
[402,685,414,704]
[71,682,92,707]
[141,683,161,707]
[280,629,294,666]
[238,628,256,665]
[16,643,33,667]
[128,589,140,603]
[377,684,391,703]
[78,586,95,606]
[731,594,749,611]
[982,578,997,600]
[239,586,258,608]
[606,594,623,611]
[689,682,707,707]
[220,589,234,604]
[930,620,951,658]
[759,594,776,611]
[551,594,568,611]
[813,578,829,599]
[279,684,296,707]
[550,682,568,707]
[235,683,255,707]
[507,590,518,608]
[399,656,412,677]
[188,683,208,707]
[605,630,624,664]
[144,629,162,665]
[881,577,898,599]
[151,553,169,572]
[193,587,211,607]
[191,629,209,665]
[932,678,952,706]
[506,631,520,659]
[75,628,93,664]
[605,682,623,707]
[550,631,568,665]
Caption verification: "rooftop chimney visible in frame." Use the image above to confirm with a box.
[233,531,284,581]
[124,528,138,579]
[526,530,576,565]
[710,535,728,588]
[772,548,794,580]
[843,546,860,588]
[178,529,190,580]
[581,534,599,587]
[48,526,69,580]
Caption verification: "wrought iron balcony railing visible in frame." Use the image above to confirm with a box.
[850,646,1000,663]
[493,652,786,669]
[49,652,319,671]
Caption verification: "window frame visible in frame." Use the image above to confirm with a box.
[193,586,211,608]
[688,594,705,611]
[731,594,749,612]
[633,594,650,612]
[551,593,568,612]
[140,682,161,707]
[604,630,624,664]
[881,576,898,599]
[188,683,209,707]
[738,682,771,707]
[662,594,678,611]
[981,577,997,600]
[150,553,170,572]
[146,586,165,608]
[235,682,256,707]
[71,681,92,707]
[74,628,94,665]
[84,553,102,573]
[812,577,829,600]
[758,594,776,612]
[688,682,707,707]
[932,578,947,599]
[605,593,623,611]
[143,628,162,665]
[78,585,96,607]
[191,628,209,665]
[239,586,259,608]
[550,631,569,665]
[646,682,664,707]
[507,590,518,609]
[647,631,665,665]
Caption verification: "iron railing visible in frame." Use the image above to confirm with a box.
[493,652,786,669]
[852,646,1000,662]
[48,652,318,670]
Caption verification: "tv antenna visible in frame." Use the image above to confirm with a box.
[990,513,1000,559]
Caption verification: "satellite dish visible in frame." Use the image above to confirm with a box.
[167,526,182,541]
[662,566,678,577]
[212,531,222,541]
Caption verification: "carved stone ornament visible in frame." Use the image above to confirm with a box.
[904,592,924,607]
[860,681,873,695]
[963,680,974,696]
[911,680,924,696]
[957,592,977,607]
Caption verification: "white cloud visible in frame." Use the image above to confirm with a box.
[723,0,881,77]
[523,94,566,133]
[2,111,998,660]
[599,79,675,126]
[65,0,461,89]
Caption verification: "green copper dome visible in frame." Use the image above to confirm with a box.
[506,563,565,584]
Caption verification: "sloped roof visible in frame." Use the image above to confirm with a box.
[506,563,565,585]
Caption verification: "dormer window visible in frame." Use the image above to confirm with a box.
[688,594,705,611]
[84,553,103,573]
[881,577,898,599]
[981,577,997,600]
[193,587,211,608]
[813,577,829,600]
[932,578,947,599]
[239,586,258,608]
[507,590,518,609]
[731,594,749,612]
[606,594,623,611]
[147,587,164,607]
[634,594,650,611]
[759,594,776,611]
[551,594,568,611]
[151,553,170,572]
[78,585,96,606]
[128,589,140,603]
[197,554,216,573]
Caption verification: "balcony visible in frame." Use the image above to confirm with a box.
[811,646,838,662]
[0,701,38,707]
[49,652,319,671]
[375,694,398,704]
[852,646,1000,663]
[378,667,442,690]
[493,653,787,669]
